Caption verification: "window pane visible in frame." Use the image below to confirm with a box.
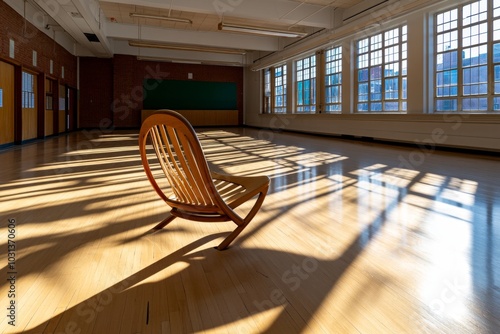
[325,104,341,112]
[358,103,369,111]
[371,80,382,101]
[358,83,369,102]
[463,23,488,47]
[370,66,382,80]
[385,45,399,63]
[325,46,342,113]
[437,9,458,33]
[494,97,500,109]
[356,25,407,112]
[402,77,407,100]
[384,102,399,111]
[358,54,369,68]
[385,78,399,99]
[437,51,458,70]
[371,50,383,66]
[358,69,369,82]
[22,72,35,109]
[273,65,287,113]
[296,55,316,112]
[385,63,399,77]
[436,99,458,111]
[463,0,487,26]
[463,97,488,111]
[435,1,500,113]
[371,102,382,111]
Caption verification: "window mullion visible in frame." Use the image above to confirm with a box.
[400,26,406,110]
[270,68,276,113]
[355,43,360,112]
[317,50,324,113]
[382,34,386,112]
[488,0,494,111]
[458,7,464,112]
[368,41,371,111]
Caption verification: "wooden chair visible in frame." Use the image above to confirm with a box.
[139,110,270,250]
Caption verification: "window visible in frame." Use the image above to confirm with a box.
[263,65,287,113]
[274,65,287,113]
[435,0,500,112]
[263,68,271,113]
[325,46,342,113]
[356,25,407,112]
[22,72,35,109]
[296,54,316,113]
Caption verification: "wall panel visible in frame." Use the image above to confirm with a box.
[79,58,113,128]
[0,61,15,145]
[45,110,53,136]
[22,72,38,141]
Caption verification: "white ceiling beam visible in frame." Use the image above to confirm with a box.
[29,0,111,56]
[106,23,280,52]
[101,0,334,28]
[70,0,113,56]
[112,39,246,65]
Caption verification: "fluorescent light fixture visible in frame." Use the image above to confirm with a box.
[171,59,202,64]
[218,22,307,38]
[136,56,201,64]
[128,40,246,55]
[130,12,192,24]
[137,56,243,66]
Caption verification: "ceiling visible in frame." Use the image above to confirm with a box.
[9,0,394,66]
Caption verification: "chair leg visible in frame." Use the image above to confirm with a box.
[148,214,176,233]
[216,188,268,251]
[216,223,248,251]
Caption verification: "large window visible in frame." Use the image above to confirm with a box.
[263,68,271,113]
[22,71,35,109]
[356,25,407,112]
[296,54,316,113]
[435,0,500,112]
[325,46,342,113]
[274,65,287,113]
[258,1,500,116]
[263,65,287,113]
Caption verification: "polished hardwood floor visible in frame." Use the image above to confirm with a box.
[0,127,499,333]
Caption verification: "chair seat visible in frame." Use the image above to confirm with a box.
[211,172,270,209]
[166,172,269,219]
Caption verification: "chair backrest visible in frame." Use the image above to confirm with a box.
[139,110,224,214]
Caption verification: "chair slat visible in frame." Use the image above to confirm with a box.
[176,128,215,206]
[163,126,199,204]
[166,126,210,206]
[152,125,191,203]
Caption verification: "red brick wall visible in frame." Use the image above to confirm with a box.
[79,57,113,128]
[111,54,244,128]
[0,1,77,87]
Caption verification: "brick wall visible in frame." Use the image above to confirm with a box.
[79,57,113,128]
[0,1,77,87]
[110,55,244,128]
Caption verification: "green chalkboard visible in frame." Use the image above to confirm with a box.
[143,79,237,110]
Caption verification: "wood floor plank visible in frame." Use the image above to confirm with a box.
[0,129,499,334]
